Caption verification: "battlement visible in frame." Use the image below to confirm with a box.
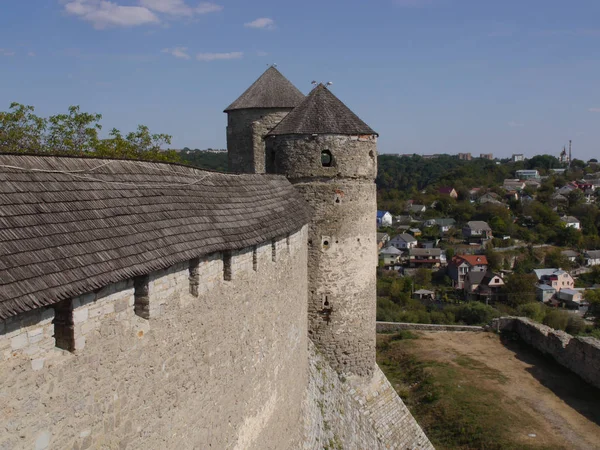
[1,229,305,371]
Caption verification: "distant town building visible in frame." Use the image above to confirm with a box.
[559,147,570,164]
[512,154,525,162]
[533,269,574,292]
[561,216,581,230]
[480,153,493,160]
[448,254,489,289]
[379,246,402,266]
[584,250,600,267]
[458,153,472,161]
[438,187,458,198]
[408,248,442,268]
[376,210,393,227]
[515,169,540,180]
[388,233,418,250]
[503,179,526,191]
[463,221,493,243]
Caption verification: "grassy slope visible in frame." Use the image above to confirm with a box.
[377,332,562,450]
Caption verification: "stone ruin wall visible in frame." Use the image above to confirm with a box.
[1,227,310,450]
[492,316,600,389]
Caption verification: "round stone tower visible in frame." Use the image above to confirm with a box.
[265,84,378,377]
[224,66,304,173]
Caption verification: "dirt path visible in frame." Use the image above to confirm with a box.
[412,331,600,450]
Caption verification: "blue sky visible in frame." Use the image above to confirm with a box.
[1,0,600,159]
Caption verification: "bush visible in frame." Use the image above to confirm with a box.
[452,302,500,325]
[542,309,570,331]
[566,316,586,335]
[515,302,546,322]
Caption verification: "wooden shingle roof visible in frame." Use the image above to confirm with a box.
[224,66,305,112]
[267,84,377,136]
[0,154,311,320]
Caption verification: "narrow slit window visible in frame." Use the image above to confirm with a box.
[189,258,200,297]
[321,150,332,167]
[272,240,277,262]
[134,275,150,319]
[223,251,232,281]
[252,246,258,271]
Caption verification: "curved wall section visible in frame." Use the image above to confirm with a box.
[0,228,308,450]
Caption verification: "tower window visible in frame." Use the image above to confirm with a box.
[321,150,332,167]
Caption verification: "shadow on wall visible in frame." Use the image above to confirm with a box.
[500,332,600,426]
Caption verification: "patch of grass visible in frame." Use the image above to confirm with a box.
[454,355,509,384]
[377,334,562,450]
[390,330,418,341]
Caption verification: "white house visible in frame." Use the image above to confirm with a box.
[584,250,600,267]
[376,210,393,227]
[561,216,581,230]
[515,169,540,180]
[379,246,402,265]
[388,233,418,249]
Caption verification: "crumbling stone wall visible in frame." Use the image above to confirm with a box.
[1,228,308,450]
[491,316,600,389]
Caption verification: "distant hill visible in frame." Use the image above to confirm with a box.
[179,149,228,172]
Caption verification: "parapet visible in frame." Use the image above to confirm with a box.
[491,316,600,389]
[0,154,311,321]
[0,228,306,368]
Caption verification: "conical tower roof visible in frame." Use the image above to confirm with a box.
[268,84,377,136]
[224,67,305,112]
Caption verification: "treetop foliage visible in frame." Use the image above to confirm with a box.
[0,103,179,163]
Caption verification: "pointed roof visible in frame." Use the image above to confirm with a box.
[224,66,305,112]
[267,84,377,136]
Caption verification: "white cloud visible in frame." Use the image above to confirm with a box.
[195,2,222,14]
[27,51,36,57]
[63,0,221,29]
[244,18,275,29]
[139,0,222,16]
[0,48,15,56]
[256,50,268,57]
[196,51,242,61]
[508,121,524,128]
[589,108,600,113]
[162,47,191,59]
[64,1,159,29]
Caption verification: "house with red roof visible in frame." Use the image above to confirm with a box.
[448,254,489,289]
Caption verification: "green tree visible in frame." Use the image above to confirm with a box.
[0,102,178,163]
[0,103,46,151]
[544,249,572,270]
[414,268,432,288]
[543,309,570,331]
[500,273,537,307]
[516,302,546,322]
[46,105,102,153]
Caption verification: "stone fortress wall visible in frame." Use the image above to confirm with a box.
[492,317,600,389]
[1,228,313,450]
[226,108,292,174]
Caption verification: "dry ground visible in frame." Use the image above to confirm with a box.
[378,331,600,450]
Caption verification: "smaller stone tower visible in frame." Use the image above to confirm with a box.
[224,67,304,173]
[265,84,378,377]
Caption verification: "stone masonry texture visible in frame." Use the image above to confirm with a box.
[0,229,309,450]
[492,316,600,389]
[226,108,292,173]
[302,341,434,450]
[267,133,378,377]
